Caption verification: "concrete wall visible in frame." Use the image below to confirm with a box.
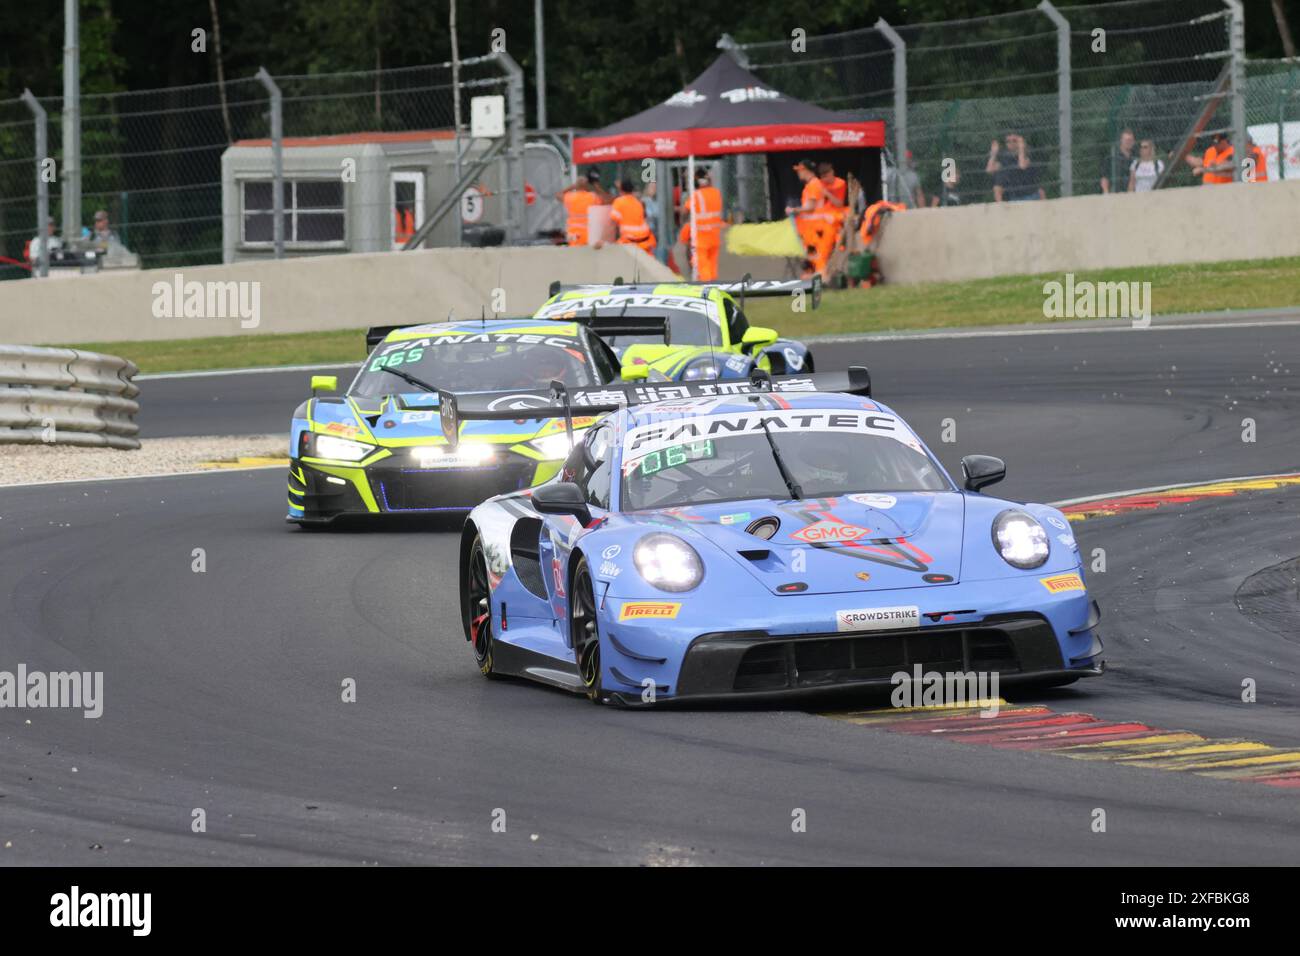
[876,179,1300,285]
[0,245,674,346]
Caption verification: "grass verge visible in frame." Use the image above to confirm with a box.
[58,256,1300,374]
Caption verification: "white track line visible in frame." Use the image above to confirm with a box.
[137,362,358,381]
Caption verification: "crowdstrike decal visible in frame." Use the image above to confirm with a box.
[0,665,103,718]
[50,886,151,936]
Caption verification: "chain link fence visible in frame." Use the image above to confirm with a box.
[0,54,521,276]
[737,0,1282,207]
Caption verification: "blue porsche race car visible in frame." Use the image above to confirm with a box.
[455,372,1104,704]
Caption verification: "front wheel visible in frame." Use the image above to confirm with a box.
[463,536,497,677]
[569,557,605,703]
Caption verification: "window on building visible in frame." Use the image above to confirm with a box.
[241,179,345,247]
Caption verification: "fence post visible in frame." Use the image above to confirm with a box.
[254,67,284,259]
[1223,0,1247,182]
[1039,1,1072,197]
[20,90,49,278]
[494,52,527,243]
[61,0,80,242]
[718,33,752,218]
[875,19,907,169]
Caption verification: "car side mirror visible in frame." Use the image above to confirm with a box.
[741,326,778,354]
[621,363,649,381]
[311,374,338,395]
[532,482,591,524]
[961,455,1006,492]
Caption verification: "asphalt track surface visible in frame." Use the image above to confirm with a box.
[2,320,1299,864]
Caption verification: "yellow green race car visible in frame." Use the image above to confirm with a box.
[286,317,639,525]
[533,277,820,382]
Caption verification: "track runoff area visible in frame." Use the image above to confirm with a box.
[0,313,1295,931]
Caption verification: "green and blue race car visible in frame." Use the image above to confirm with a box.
[286,317,637,525]
[533,277,820,382]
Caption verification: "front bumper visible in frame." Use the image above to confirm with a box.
[597,573,1103,704]
[287,452,558,522]
[665,613,1102,704]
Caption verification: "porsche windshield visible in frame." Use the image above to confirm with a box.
[350,335,598,398]
[620,410,948,511]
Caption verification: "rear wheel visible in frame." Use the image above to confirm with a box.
[570,557,604,703]
[464,537,497,677]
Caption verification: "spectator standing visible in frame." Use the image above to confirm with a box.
[1101,128,1136,193]
[1187,132,1235,185]
[1127,140,1165,192]
[27,216,62,266]
[785,159,827,279]
[886,150,925,208]
[679,166,723,281]
[558,170,609,246]
[610,179,656,254]
[91,209,124,250]
[988,133,1044,202]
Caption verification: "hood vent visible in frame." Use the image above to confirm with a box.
[744,516,780,540]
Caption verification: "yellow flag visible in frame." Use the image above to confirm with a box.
[725,219,804,258]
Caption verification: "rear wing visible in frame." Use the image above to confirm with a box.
[571,311,670,344]
[705,275,821,310]
[547,273,821,310]
[366,324,425,351]
[437,366,871,449]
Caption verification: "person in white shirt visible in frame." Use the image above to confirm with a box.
[28,217,61,264]
[1127,140,1165,193]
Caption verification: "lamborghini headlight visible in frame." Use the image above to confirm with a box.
[529,431,583,460]
[633,533,704,592]
[309,434,376,462]
[992,509,1050,569]
[682,357,722,381]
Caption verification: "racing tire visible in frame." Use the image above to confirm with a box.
[464,536,498,678]
[803,352,815,373]
[569,556,605,704]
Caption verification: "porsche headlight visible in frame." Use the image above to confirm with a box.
[633,533,704,592]
[309,434,376,462]
[682,357,721,381]
[992,509,1050,569]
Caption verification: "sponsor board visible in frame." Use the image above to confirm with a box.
[1040,573,1085,594]
[836,605,920,633]
[619,601,682,622]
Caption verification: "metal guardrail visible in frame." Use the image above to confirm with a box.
[0,346,141,449]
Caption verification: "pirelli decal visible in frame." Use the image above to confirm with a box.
[618,601,682,622]
[1040,573,1085,594]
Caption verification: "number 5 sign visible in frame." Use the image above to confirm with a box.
[461,186,484,223]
